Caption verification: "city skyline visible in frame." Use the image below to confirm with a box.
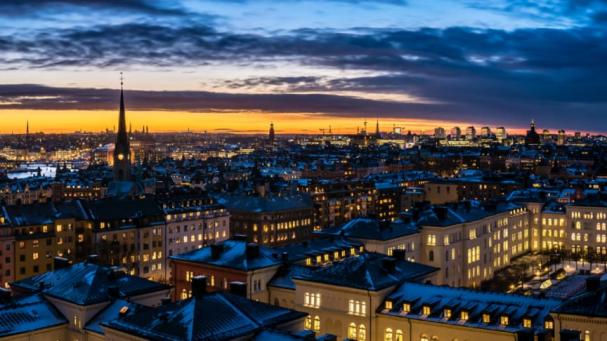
[1,0,607,133]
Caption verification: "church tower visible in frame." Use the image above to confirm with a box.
[113,74,131,181]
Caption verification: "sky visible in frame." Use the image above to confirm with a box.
[0,0,606,134]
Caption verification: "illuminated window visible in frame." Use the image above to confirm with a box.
[422,306,431,316]
[402,303,411,313]
[523,318,532,328]
[482,314,490,323]
[385,300,393,310]
[460,311,469,321]
[349,323,357,339]
[500,315,509,326]
[544,320,553,330]
[384,328,393,341]
[313,316,320,331]
[33,252,39,260]
[395,330,403,341]
[305,316,312,329]
[358,324,366,341]
[443,308,451,319]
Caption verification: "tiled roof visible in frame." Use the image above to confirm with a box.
[103,292,307,341]
[83,197,163,221]
[382,282,562,333]
[84,299,139,334]
[417,202,521,227]
[3,201,87,226]
[11,262,169,305]
[275,237,363,262]
[553,277,607,317]
[294,253,438,291]
[0,294,67,337]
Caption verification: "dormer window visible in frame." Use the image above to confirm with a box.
[422,306,431,316]
[385,300,393,310]
[460,311,469,321]
[482,313,490,323]
[402,303,411,313]
[500,315,509,326]
[544,320,554,330]
[523,318,532,328]
[443,308,452,319]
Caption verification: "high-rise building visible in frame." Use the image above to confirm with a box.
[113,77,131,181]
[480,126,491,137]
[465,126,476,140]
[496,127,507,141]
[450,126,461,140]
[269,123,275,143]
[557,129,566,145]
[542,129,551,142]
[434,127,446,139]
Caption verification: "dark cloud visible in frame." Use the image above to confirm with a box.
[0,0,191,17]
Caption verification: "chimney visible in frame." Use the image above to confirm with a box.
[229,281,247,297]
[586,276,600,291]
[381,258,396,273]
[191,275,207,298]
[211,244,224,259]
[86,254,99,264]
[53,256,70,270]
[107,285,120,298]
[246,243,260,259]
[433,206,448,220]
[392,249,407,261]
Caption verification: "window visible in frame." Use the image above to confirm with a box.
[422,306,431,316]
[73,315,81,328]
[358,324,366,341]
[304,292,321,308]
[402,303,411,313]
[305,316,312,329]
[443,308,451,319]
[348,299,366,316]
[500,315,509,326]
[33,252,39,260]
[313,315,320,331]
[544,320,553,330]
[523,318,532,328]
[395,330,403,341]
[421,336,429,341]
[385,300,393,310]
[385,328,393,341]
[349,323,357,339]
[482,314,490,323]
[460,311,469,321]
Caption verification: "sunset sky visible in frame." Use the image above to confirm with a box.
[0,0,606,134]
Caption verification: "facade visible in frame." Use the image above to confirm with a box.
[223,195,314,246]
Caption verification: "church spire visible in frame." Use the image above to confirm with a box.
[113,73,131,181]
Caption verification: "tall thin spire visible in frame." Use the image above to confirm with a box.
[113,72,131,181]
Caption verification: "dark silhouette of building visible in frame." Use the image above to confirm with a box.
[525,119,541,146]
[113,76,131,181]
[269,122,275,143]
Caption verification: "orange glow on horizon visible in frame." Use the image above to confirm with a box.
[1,109,536,135]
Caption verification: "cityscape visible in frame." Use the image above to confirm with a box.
[1,1,607,341]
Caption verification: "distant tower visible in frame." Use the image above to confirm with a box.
[434,127,446,139]
[328,125,332,135]
[465,126,476,140]
[375,119,380,137]
[557,129,566,145]
[113,73,131,181]
[450,126,461,140]
[525,119,540,145]
[25,120,30,143]
[496,127,507,142]
[269,123,275,143]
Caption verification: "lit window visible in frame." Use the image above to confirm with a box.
[305,316,312,329]
[460,311,469,321]
[500,315,509,326]
[444,308,451,319]
[482,314,490,323]
[422,306,431,316]
[349,323,357,339]
[385,301,393,310]
[402,303,411,313]
[384,328,393,341]
[544,320,553,330]
[523,318,532,328]
[313,316,320,331]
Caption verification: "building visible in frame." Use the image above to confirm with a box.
[496,126,507,142]
[102,275,307,341]
[480,126,491,137]
[465,126,476,140]
[378,282,561,341]
[525,120,541,146]
[222,195,314,246]
[450,127,461,140]
[558,129,566,145]
[434,127,446,139]
[269,122,276,144]
[113,80,131,182]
